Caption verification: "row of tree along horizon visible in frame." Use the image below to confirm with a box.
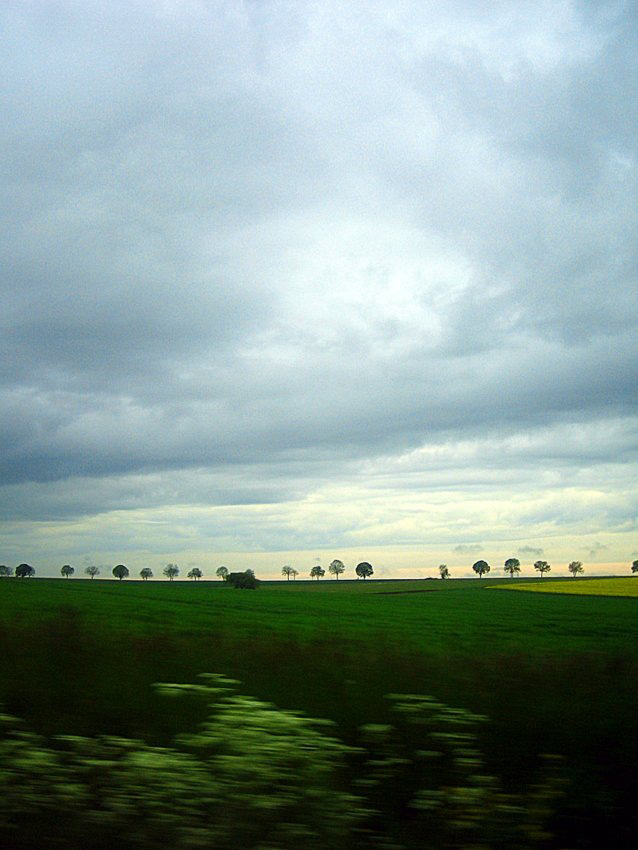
[2,558,638,581]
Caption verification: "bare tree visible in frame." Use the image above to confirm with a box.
[188,568,203,581]
[85,565,99,580]
[281,565,295,581]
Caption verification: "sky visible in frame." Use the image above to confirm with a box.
[1,0,637,580]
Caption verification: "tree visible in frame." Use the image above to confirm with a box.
[112,564,129,581]
[472,560,490,579]
[60,564,75,579]
[140,567,153,581]
[568,561,584,578]
[281,565,295,581]
[534,560,551,578]
[163,563,179,581]
[16,563,35,578]
[84,565,99,580]
[438,564,450,579]
[310,565,325,580]
[504,558,521,578]
[216,566,229,581]
[227,569,260,589]
[0,565,13,577]
[632,560,638,574]
[329,559,345,580]
[355,562,373,580]
[187,568,203,581]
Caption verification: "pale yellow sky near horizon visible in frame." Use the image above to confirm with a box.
[11,543,636,581]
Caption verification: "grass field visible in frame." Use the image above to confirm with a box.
[1,576,637,849]
[2,576,637,654]
[493,576,638,597]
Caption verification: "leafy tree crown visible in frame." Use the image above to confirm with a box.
[472,560,490,577]
[112,564,129,580]
[163,563,180,580]
[328,560,345,578]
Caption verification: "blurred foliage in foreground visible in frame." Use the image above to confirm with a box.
[0,674,564,850]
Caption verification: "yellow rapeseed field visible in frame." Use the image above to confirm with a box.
[496,577,638,597]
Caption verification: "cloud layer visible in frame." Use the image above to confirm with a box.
[1,1,636,574]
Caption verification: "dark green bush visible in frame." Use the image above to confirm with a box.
[226,570,260,589]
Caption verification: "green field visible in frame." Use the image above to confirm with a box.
[493,576,638,597]
[1,576,637,849]
[2,575,637,653]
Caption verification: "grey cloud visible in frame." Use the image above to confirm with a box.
[453,544,484,554]
[0,1,636,541]
[584,541,609,558]
[518,546,544,557]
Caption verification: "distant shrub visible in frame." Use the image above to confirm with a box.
[226,570,260,589]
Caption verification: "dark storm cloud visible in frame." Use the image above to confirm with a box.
[1,0,637,534]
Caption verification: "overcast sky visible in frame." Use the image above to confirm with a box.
[1,1,636,579]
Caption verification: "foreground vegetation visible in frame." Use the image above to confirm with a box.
[1,578,637,848]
